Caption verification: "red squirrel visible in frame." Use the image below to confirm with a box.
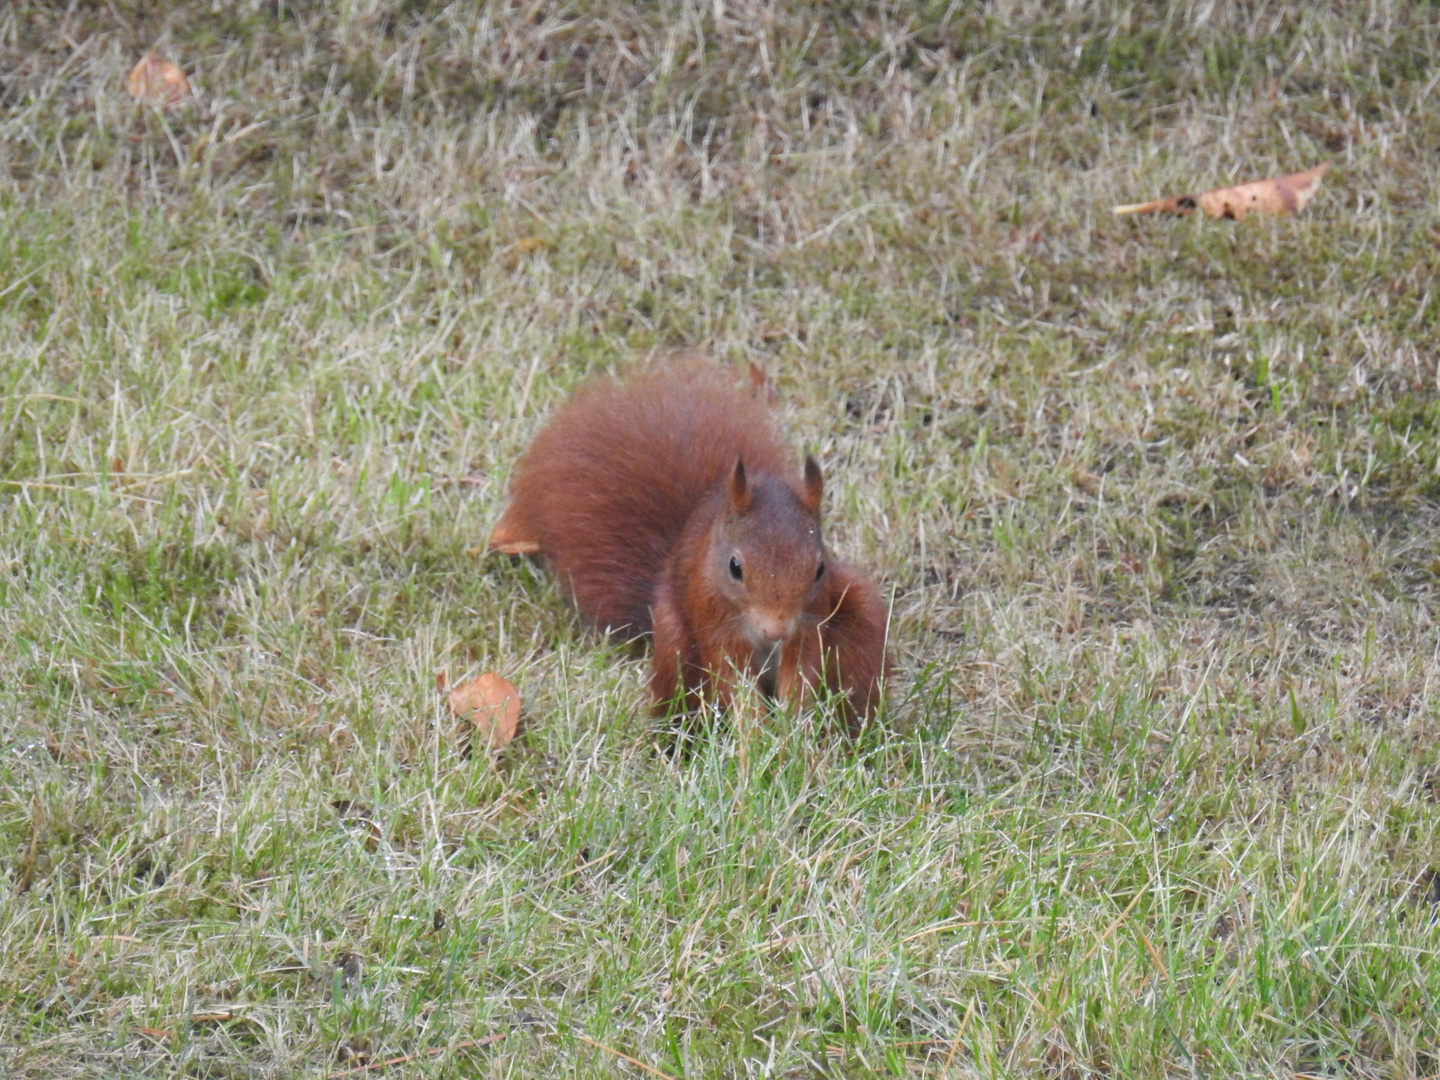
[488,360,888,729]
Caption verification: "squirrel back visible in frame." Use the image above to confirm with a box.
[490,360,888,725]
[490,362,793,635]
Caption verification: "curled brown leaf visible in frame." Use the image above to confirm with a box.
[1113,164,1329,221]
[127,54,191,108]
[448,673,522,752]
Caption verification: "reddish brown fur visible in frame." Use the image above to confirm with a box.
[492,360,889,727]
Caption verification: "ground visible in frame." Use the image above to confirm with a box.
[2,2,1439,1077]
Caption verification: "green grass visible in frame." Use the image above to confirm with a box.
[3,1,1440,1076]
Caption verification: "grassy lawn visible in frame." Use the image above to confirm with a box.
[3,2,1440,1076]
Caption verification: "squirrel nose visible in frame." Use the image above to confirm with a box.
[751,613,797,644]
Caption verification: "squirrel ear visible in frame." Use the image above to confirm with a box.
[727,457,753,513]
[801,455,824,512]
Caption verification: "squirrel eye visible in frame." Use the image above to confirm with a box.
[728,556,744,581]
[815,560,826,581]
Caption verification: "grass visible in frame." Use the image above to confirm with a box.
[3,1,1440,1076]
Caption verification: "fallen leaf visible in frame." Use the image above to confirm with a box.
[1113,164,1329,222]
[127,54,191,108]
[448,673,522,752]
[136,1027,172,1041]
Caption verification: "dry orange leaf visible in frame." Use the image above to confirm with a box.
[1113,164,1329,222]
[448,673,522,751]
[127,54,190,108]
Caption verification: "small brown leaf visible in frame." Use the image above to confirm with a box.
[448,673,522,752]
[1114,164,1329,221]
[127,54,191,108]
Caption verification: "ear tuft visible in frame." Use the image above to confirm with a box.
[801,454,824,512]
[727,457,752,513]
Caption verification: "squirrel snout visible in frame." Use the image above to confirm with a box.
[747,611,799,646]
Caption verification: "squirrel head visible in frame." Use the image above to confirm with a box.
[707,456,828,650]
